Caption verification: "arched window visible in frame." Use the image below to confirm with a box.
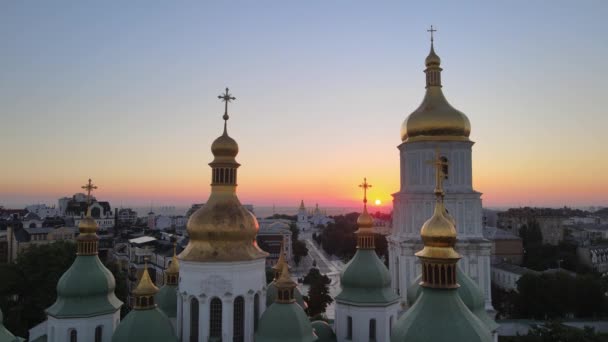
[190,298,199,342]
[369,319,376,341]
[210,297,222,339]
[254,293,260,332]
[347,316,353,340]
[69,329,77,342]
[233,296,245,342]
[94,326,102,342]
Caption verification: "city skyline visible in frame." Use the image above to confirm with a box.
[1,2,607,209]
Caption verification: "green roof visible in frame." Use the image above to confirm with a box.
[266,281,306,309]
[311,321,336,342]
[46,255,122,318]
[391,287,492,342]
[112,307,178,342]
[255,302,317,342]
[336,250,399,305]
[156,284,178,318]
[406,268,498,332]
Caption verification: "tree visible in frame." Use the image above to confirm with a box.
[292,239,308,266]
[303,267,333,317]
[103,260,130,318]
[0,241,76,337]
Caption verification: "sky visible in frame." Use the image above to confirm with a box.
[1,1,607,209]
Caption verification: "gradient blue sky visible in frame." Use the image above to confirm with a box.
[1,1,607,208]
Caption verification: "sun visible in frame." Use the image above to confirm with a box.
[374,199,381,206]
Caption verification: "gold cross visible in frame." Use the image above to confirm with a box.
[427,25,437,43]
[426,148,448,195]
[81,178,97,207]
[218,87,236,121]
[359,177,372,205]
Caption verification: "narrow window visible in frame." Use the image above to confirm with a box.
[440,156,448,179]
[347,316,353,340]
[69,329,77,342]
[369,319,376,341]
[190,298,199,342]
[94,326,102,342]
[233,296,245,342]
[210,298,222,339]
[254,293,260,332]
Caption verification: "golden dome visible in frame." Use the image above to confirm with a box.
[272,241,287,274]
[78,215,98,235]
[211,129,239,161]
[400,43,471,143]
[166,244,179,275]
[357,208,374,228]
[133,262,159,297]
[415,199,460,260]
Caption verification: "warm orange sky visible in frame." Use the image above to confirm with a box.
[1,2,607,209]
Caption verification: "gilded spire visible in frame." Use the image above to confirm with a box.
[179,88,267,262]
[415,150,460,288]
[77,178,100,255]
[272,240,287,279]
[133,258,159,310]
[165,242,180,286]
[274,261,297,304]
[356,177,375,249]
[425,25,442,85]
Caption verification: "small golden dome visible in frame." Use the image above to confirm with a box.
[415,200,460,260]
[425,44,441,67]
[272,241,287,274]
[211,131,239,160]
[357,209,374,228]
[166,245,180,275]
[133,263,159,297]
[78,216,98,235]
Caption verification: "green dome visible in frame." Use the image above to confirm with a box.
[456,268,499,332]
[391,287,492,342]
[311,321,336,342]
[47,255,122,318]
[0,308,23,342]
[112,307,178,342]
[156,284,177,318]
[406,268,498,332]
[255,302,317,342]
[336,250,399,305]
[266,281,306,309]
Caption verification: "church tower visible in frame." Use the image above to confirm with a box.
[39,179,123,342]
[388,28,492,308]
[391,152,492,342]
[335,178,399,342]
[177,88,268,342]
[296,200,310,231]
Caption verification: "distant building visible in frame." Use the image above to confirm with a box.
[25,204,59,219]
[5,225,77,262]
[256,218,292,267]
[566,223,608,246]
[483,226,524,265]
[117,208,138,225]
[21,212,43,228]
[491,263,538,292]
[497,208,568,246]
[63,193,115,230]
[577,244,608,275]
[295,200,333,231]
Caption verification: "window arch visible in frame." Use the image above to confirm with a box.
[69,329,77,342]
[254,293,260,332]
[190,298,199,342]
[440,156,449,179]
[210,297,222,339]
[233,296,245,342]
[94,326,102,342]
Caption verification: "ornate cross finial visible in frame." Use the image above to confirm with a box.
[218,87,236,122]
[359,177,373,206]
[81,178,97,208]
[427,25,437,43]
[427,148,448,197]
